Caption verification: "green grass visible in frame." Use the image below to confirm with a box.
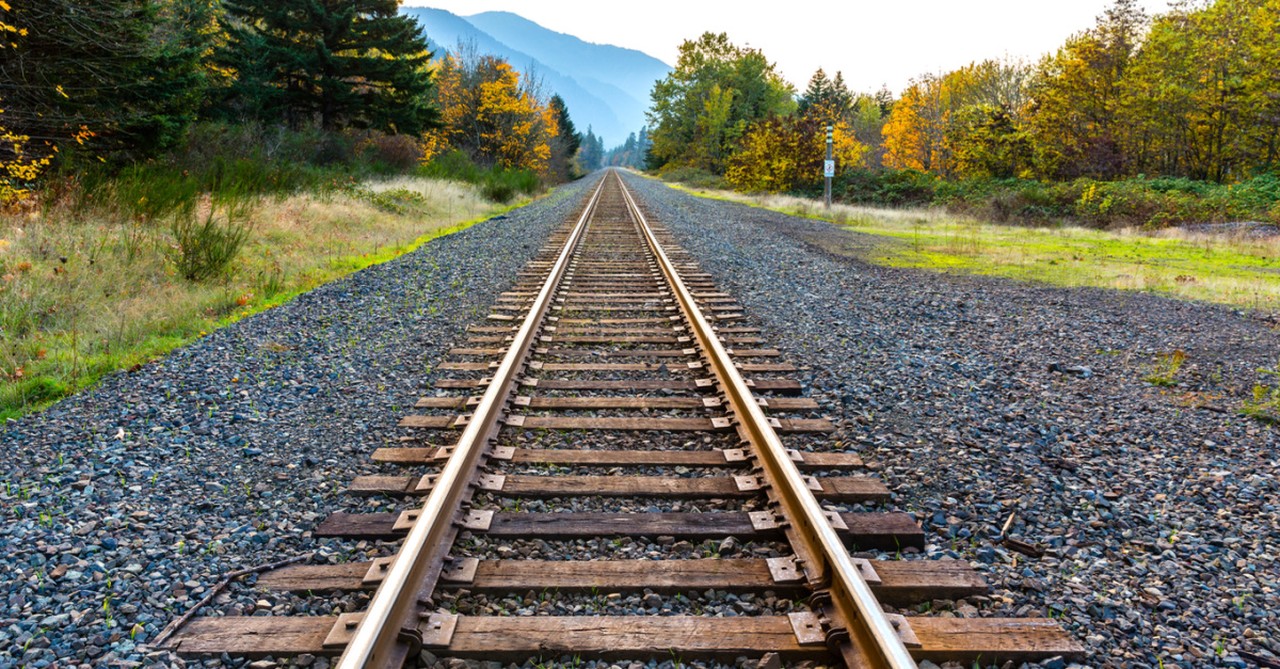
[669,184,1280,313]
[0,176,524,420]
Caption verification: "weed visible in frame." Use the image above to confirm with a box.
[256,266,286,300]
[169,201,253,282]
[1144,350,1187,387]
[1243,360,1280,423]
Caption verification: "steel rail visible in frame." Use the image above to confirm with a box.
[616,171,917,669]
[336,176,609,669]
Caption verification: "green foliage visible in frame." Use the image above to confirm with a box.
[169,202,253,282]
[218,0,439,135]
[547,95,582,181]
[1243,360,1280,423]
[820,169,1280,228]
[0,0,215,162]
[647,32,796,173]
[605,128,651,169]
[1121,0,1280,182]
[417,150,540,203]
[579,127,605,172]
[480,169,539,204]
[658,166,727,190]
[53,123,404,222]
[799,69,854,120]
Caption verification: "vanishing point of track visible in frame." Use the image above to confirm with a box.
[165,171,1083,667]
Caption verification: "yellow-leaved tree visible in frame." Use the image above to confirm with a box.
[726,114,865,193]
[423,51,555,174]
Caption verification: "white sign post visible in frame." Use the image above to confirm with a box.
[824,125,834,208]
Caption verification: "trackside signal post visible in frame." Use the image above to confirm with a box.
[824,124,834,208]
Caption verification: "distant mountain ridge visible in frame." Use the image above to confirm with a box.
[400,7,671,147]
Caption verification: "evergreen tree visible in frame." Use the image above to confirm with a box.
[579,126,604,171]
[0,0,212,161]
[799,69,854,122]
[547,94,581,180]
[635,127,652,167]
[220,0,438,134]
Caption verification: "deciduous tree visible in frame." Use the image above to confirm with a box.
[425,50,554,173]
[1026,0,1146,178]
[726,114,865,193]
[647,33,795,173]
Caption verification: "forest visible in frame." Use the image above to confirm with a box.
[646,0,1280,228]
[0,0,593,417]
[0,0,592,204]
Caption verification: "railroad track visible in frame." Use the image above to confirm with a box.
[165,171,1082,668]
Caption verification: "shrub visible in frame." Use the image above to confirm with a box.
[360,187,428,213]
[659,166,726,190]
[480,178,516,203]
[872,169,936,206]
[418,150,486,183]
[418,150,541,203]
[362,133,423,172]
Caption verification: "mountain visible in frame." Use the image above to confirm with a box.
[400,7,671,147]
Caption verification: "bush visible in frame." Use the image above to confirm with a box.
[417,150,486,183]
[418,150,542,203]
[658,166,726,190]
[480,168,539,204]
[870,169,937,206]
[361,133,423,172]
[820,170,1280,229]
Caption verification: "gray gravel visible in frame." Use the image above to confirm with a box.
[621,171,1280,669]
[8,169,1278,669]
[0,178,595,668]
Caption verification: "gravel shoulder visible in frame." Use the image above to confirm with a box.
[622,171,1280,669]
[0,178,595,668]
[6,170,1278,669]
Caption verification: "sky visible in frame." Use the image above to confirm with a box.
[405,0,1173,94]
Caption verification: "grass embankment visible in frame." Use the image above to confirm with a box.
[0,176,508,420]
[671,185,1280,313]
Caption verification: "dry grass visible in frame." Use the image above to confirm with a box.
[0,177,500,417]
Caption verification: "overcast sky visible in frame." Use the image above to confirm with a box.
[405,1,1173,94]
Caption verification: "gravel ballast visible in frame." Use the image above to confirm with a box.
[0,179,594,668]
[621,171,1279,669]
[5,170,1278,669]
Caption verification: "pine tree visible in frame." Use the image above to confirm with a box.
[547,94,581,180]
[579,126,604,171]
[0,0,211,160]
[220,0,438,134]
